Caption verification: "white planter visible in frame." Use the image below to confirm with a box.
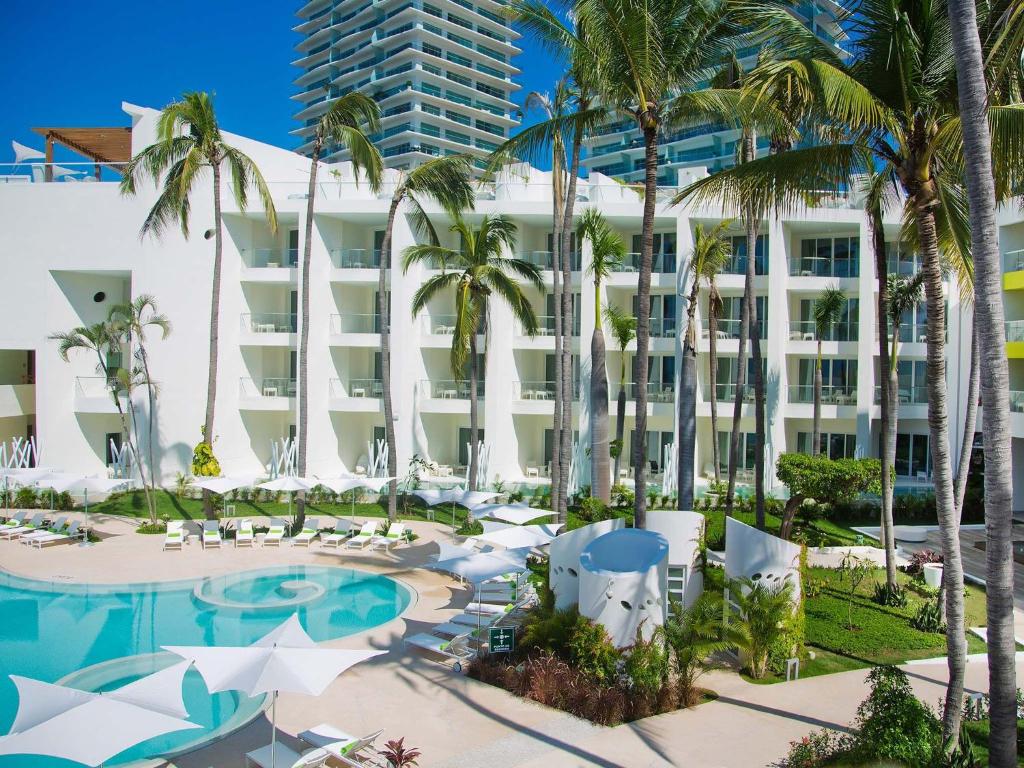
[923,562,944,589]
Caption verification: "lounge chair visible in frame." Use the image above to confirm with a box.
[431,621,488,639]
[28,520,80,548]
[235,519,254,548]
[465,594,535,617]
[449,611,503,628]
[320,519,354,548]
[19,517,67,544]
[298,724,384,762]
[0,513,45,540]
[345,521,378,549]
[292,518,320,547]
[404,631,476,669]
[263,518,287,547]
[201,520,222,549]
[369,522,405,551]
[1,511,27,529]
[245,743,330,768]
[164,520,185,551]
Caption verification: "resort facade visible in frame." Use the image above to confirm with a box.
[1,102,1019,504]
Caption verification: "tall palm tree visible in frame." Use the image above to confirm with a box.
[578,208,625,503]
[376,157,475,519]
[294,93,383,528]
[120,92,277,519]
[680,221,731,508]
[887,272,926,482]
[947,4,1021,758]
[107,296,170,512]
[811,286,847,454]
[674,0,1024,736]
[403,215,543,490]
[605,305,637,485]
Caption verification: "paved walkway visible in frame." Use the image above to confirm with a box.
[2,511,1022,768]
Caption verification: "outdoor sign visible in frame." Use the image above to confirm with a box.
[488,626,515,654]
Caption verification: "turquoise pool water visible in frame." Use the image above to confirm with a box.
[0,565,411,766]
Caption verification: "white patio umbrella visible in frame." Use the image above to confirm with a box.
[257,476,319,524]
[317,475,394,518]
[164,614,384,768]
[0,467,56,511]
[472,503,557,526]
[0,661,199,766]
[470,524,559,550]
[44,474,133,540]
[411,488,499,538]
[191,474,258,516]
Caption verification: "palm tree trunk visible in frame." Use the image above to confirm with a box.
[550,161,564,519]
[917,202,966,744]
[746,206,766,528]
[591,305,611,502]
[813,342,823,455]
[468,331,480,491]
[872,202,897,589]
[295,139,321,529]
[727,233,752,514]
[945,6,1016,759]
[614,354,627,483]
[378,194,402,520]
[678,280,699,510]
[138,345,159,506]
[632,124,658,529]
[954,320,979,517]
[202,160,224,520]
[709,296,721,484]
[124,394,155,523]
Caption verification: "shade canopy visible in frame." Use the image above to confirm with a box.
[428,547,531,584]
[163,614,384,698]
[191,475,259,495]
[0,661,199,767]
[11,140,44,163]
[473,504,556,525]
[31,126,132,164]
[411,488,499,508]
[317,475,394,494]
[44,474,133,494]
[258,476,319,493]
[470,524,558,550]
[0,467,58,486]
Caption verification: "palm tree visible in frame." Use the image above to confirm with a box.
[605,305,637,485]
[731,577,796,680]
[886,272,926,487]
[107,296,170,513]
[120,92,277,519]
[294,93,383,528]
[573,0,748,527]
[680,221,731,508]
[578,208,625,503]
[811,286,847,454]
[403,215,543,490]
[376,157,475,519]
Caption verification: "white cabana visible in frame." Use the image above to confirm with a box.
[469,524,559,551]
[411,488,499,537]
[427,546,530,584]
[0,661,199,767]
[164,614,383,768]
[472,503,556,526]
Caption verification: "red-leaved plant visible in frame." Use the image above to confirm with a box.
[380,737,421,768]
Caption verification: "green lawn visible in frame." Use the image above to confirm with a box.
[963,719,1024,766]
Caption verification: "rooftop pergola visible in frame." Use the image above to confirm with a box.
[31,126,132,181]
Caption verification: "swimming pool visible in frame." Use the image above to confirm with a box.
[0,565,412,766]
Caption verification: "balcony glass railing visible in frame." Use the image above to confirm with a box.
[1004,249,1024,273]
[74,377,122,398]
[627,382,676,402]
[609,252,677,274]
[332,248,382,268]
[648,318,677,338]
[329,378,384,398]
[713,383,755,402]
[701,318,766,340]
[788,320,859,342]
[420,379,484,398]
[874,385,928,404]
[242,313,297,333]
[788,384,857,404]
[1006,320,1024,342]
[331,314,381,334]
[516,251,583,271]
[1011,390,1024,413]
[514,381,557,400]
[242,248,298,268]
[722,253,768,276]
[240,377,296,397]
[789,256,859,278]
[531,315,581,336]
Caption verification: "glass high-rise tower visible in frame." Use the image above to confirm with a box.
[292,0,521,171]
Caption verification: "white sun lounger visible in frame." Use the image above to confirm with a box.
[27,520,80,548]
[264,519,287,546]
[345,521,378,549]
[369,522,405,551]
[292,518,320,547]
[449,611,503,628]
[1,511,27,529]
[404,631,476,667]
[298,724,384,762]
[163,520,185,551]
[245,743,330,768]
[320,520,354,548]
[235,519,254,547]
[431,621,489,639]
[19,517,67,544]
[465,594,535,617]
[0,513,45,540]
[201,520,222,549]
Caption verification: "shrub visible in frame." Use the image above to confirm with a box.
[576,496,609,523]
[622,628,669,700]
[903,548,943,576]
[191,437,221,477]
[566,615,619,683]
[775,453,883,539]
[380,737,421,768]
[136,522,167,534]
[733,577,797,679]
[911,600,945,632]
[781,729,850,768]
[54,491,73,511]
[850,666,941,767]
[611,484,634,509]
[521,607,580,657]
[872,582,908,608]
[14,487,37,509]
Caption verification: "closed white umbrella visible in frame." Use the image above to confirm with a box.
[473,503,557,526]
[164,614,383,768]
[0,661,199,766]
[411,488,499,538]
[317,475,394,518]
[258,476,319,524]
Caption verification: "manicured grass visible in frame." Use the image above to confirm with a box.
[963,719,1024,766]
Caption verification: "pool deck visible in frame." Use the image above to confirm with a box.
[3,511,1024,768]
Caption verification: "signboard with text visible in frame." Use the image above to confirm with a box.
[488,626,515,654]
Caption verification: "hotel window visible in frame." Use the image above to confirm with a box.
[798,297,858,341]
[630,430,674,471]
[631,233,677,273]
[726,234,768,275]
[796,432,856,459]
[716,431,757,474]
[895,433,931,478]
[795,235,860,277]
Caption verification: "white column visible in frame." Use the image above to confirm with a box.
[765,216,789,488]
[484,240,519,483]
[855,216,876,457]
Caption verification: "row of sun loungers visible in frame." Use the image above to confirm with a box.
[246,723,389,768]
[164,517,408,552]
[0,512,85,548]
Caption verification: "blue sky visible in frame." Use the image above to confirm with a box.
[3,0,557,165]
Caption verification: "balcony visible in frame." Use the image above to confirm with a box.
[0,384,34,418]
[712,383,756,402]
[516,251,582,272]
[328,378,384,412]
[513,380,556,400]
[1005,249,1024,290]
[787,320,859,343]
[240,313,297,346]
[73,377,124,414]
[721,253,768,276]
[788,384,857,405]
[239,377,295,410]
[609,252,677,274]
[423,314,458,334]
[1006,321,1024,358]
[874,385,928,405]
[419,379,484,399]
[242,248,298,268]
[1011,390,1024,413]
[700,318,766,341]
[648,317,677,339]
[788,255,859,278]
[626,382,675,403]
[332,248,382,269]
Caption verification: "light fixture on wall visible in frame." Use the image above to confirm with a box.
[203,229,215,240]
[93,291,106,303]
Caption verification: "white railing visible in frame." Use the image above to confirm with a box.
[1006,320,1024,343]
[0,162,129,184]
[1004,249,1024,274]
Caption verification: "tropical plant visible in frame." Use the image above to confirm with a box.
[732,576,796,679]
[377,156,475,516]
[293,93,382,529]
[810,286,847,453]
[604,305,637,483]
[120,91,277,518]
[380,737,421,768]
[834,551,871,630]
[681,221,732,507]
[775,453,883,539]
[578,208,624,502]
[658,593,741,706]
[403,214,542,489]
[191,431,221,478]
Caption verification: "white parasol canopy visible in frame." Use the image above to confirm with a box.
[317,475,394,495]
[11,140,44,164]
[411,488,499,538]
[258,476,319,493]
[427,546,531,584]
[469,524,559,550]
[191,474,259,495]
[164,614,384,768]
[473,503,557,526]
[0,661,199,767]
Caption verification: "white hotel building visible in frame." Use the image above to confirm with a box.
[2,103,1022,505]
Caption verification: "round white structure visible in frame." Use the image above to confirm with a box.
[578,529,669,648]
